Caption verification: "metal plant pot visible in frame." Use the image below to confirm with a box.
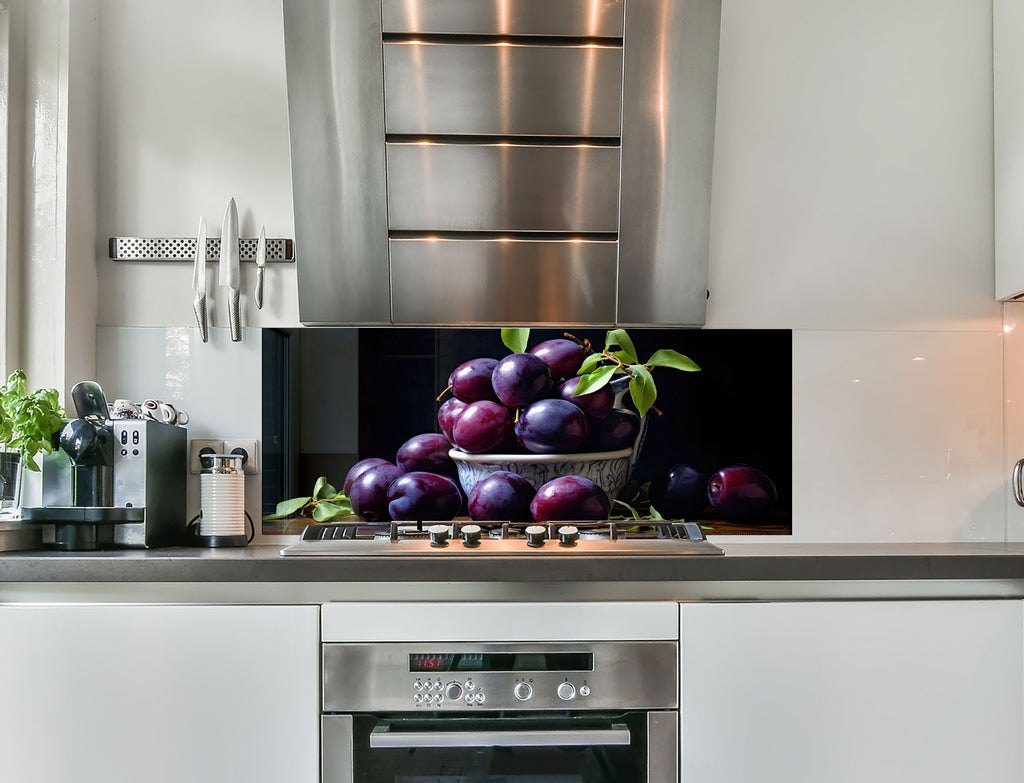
[0,451,23,517]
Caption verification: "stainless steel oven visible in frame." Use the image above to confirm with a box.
[321,640,678,782]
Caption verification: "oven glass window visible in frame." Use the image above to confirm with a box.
[349,713,648,782]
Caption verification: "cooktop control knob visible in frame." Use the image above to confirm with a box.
[461,524,482,548]
[557,525,579,546]
[513,682,533,701]
[525,525,547,548]
[445,682,463,702]
[557,682,576,701]
[428,524,450,547]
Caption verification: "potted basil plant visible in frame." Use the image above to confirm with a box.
[0,370,65,516]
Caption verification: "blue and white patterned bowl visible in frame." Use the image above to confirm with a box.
[449,447,635,500]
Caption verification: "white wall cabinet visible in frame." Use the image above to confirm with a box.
[0,604,319,783]
[679,600,1023,783]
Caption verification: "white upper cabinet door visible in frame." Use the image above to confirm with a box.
[680,600,1023,783]
[995,0,1024,300]
[0,605,319,783]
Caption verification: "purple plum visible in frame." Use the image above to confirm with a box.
[467,471,536,522]
[387,471,463,521]
[396,432,456,477]
[530,476,611,522]
[452,400,514,453]
[491,353,552,408]
[707,465,778,524]
[515,398,589,454]
[556,376,614,422]
[343,457,391,496]
[529,339,586,381]
[586,409,640,452]
[649,464,709,519]
[349,462,405,521]
[449,357,500,403]
[437,397,468,441]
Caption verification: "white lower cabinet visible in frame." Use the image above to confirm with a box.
[679,600,1023,783]
[0,604,319,783]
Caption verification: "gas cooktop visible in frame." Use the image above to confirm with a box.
[280,519,724,557]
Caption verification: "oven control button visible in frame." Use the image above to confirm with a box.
[557,525,579,546]
[445,682,464,701]
[461,524,482,547]
[465,693,474,705]
[557,682,576,701]
[525,525,547,547]
[579,685,591,697]
[513,682,533,701]
[413,680,424,691]
[474,692,486,704]
[465,680,476,691]
[434,693,443,704]
[428,524,450,547]
[413,694,423,705]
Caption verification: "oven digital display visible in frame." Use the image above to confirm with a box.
[409,652,594,673]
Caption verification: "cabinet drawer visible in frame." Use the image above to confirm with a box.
[390,238,617,324]
[381,0,625,37]
[384,42,623,137]
[386,143,621,232]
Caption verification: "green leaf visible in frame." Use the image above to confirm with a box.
[628,364,657,417]
[648,504,665,520]
[312,476,327,500]
[322,483,339,500]
[613,498,642,521]
[646,349,701,373]
[312,501,350,522]
[265,495,311,519]
[501,328,530,354]
[578,353,604,374]
[574,365,616,396]
[605,329,637,365]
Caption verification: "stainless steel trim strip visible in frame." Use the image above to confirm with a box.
[283,0,392,325]
[386,143,621,232]
[369,723,631,749]
[389,238,618,324]
[647,711,679,783]
[109,237,293,263]
[383,42,623,137]
[321,715,354,783]
[381,0,625,37]
[617,0,722,326]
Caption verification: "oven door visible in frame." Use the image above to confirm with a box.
[323,711,677,783]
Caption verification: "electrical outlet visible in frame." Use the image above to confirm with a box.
[189,439,224,474]
[223,438,260,475]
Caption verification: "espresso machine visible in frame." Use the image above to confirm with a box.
[22,381,187,550]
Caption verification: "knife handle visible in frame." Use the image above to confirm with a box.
[193,294,209,343]
[255,267,265,310]
[229,289,241,342]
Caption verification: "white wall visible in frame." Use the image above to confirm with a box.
[89,0,1005,542]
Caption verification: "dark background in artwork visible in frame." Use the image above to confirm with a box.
[263,328,792,528]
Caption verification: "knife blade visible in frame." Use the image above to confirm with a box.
[192,217,209,342]
[219,197,241,342]
[254,224,266,310]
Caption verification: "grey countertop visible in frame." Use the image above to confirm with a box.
[3,541,1024,585]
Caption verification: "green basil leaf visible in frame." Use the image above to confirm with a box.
[501,328,530,354]
[628,364,657,417]
[605,329,637,364]
[266,495,311,519]
[646,349,701,373]
[574,365,616,396]
[578,353,604,374]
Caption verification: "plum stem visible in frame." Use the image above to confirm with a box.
[435,384,453,403]
[564,331,663,416]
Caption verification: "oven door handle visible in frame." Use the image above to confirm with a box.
[369,722,632,749]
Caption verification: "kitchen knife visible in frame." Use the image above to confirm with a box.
[254,224,266,310]
[192,217,209,342]
[219,197,241,342]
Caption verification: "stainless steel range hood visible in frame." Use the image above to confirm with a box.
[283,0,721,327]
